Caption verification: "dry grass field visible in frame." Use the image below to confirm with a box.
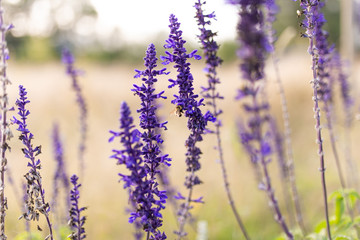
[3,47,360,239]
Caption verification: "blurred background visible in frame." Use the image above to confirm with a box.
[2,0,360,239]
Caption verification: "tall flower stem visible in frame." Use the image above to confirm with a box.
[229,0,293,238]
[324,102,346,189]
[332,53,357,192]
[52,123,70,225]
[298,1,334,238]
[132,43,170,239]
[162,14,214,239]
[13,85,53,240]
[68,174,86,240]
[271,54,306,234]
[62,49,87,179]
[194,1,249,238]
[110,98,168,239]
[264,1,306,232]
[252,96,293,240]
[0,2,12,238]
[216,123,251,239]
[309,35,331,240]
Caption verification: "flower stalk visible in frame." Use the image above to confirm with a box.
[0,2,12,238]
[265,0,306,233]
[229,0,293,238]
[110,100,168,240]
[296,0,331,238]
[62,49,87,179]
[162,14,214,239]
[194,1,250,239]
[68,174,86,240]
[13,85,54,240]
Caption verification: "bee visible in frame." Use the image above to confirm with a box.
[296,10,302,18]
[171,105,184,117]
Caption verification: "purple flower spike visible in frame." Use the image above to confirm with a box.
[194,0,223,117]
[133,43,171,237]
[296,1,355,238]
[62,48,87,178]
[110,101,167,239]
[162,14,214,238]
[68,174,86,240]
[133,43,170,133]
[51,123,70,222]
[229,0,293,238]
[195,2,250,238]
[12,85,54,240]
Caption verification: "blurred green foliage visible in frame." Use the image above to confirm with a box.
[4,0,343,63]
[14,231,42,240]
[7,36,57,62]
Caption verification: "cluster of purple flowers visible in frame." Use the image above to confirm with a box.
[194,1,251,239]
[110,44,172,239]
[161,13,215,238]
[68,174,86,240]
[62,48,88,178]
[229,0,294,239]
[0,0,358,239]
[194,0,223,113]
[296,1,355,238]
[12,85,54,240]
[110,101,167,240]
[132,43,171,238]
[51,123,70,221]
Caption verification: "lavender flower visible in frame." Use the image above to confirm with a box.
[296,0,332,238]
[133,43,171,238]
[132,43,169,149]
[109,101,167,240]
[194,1,250,239]
[154,102,179,216]
[51,123,70,223]
[162,14,214,238]
[332,53,353,117]
[62,48,87,178]
[68,174,86,240]
[12,85,54,240]
[264,0,306,233]
[330,53,357,189]
[0,4,13,238]
[195,0,223,106]
[229,0,293,238]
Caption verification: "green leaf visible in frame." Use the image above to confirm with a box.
[315,220,327,233]
[347,190,360,209]
[334,197,345,223]
[334,235,352,240]
[346,189,360,199]
[330,190,343,201]
[274,236,286,240]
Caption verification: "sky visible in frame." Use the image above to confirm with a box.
[89,0,238,44]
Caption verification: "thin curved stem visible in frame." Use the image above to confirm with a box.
[271,54,307,234]
[308,36,332,239]
[176,172,194,240]
[0,2,10,238]
[252,96,293,240]
[213,98,250,240]
[324,102,346,189]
